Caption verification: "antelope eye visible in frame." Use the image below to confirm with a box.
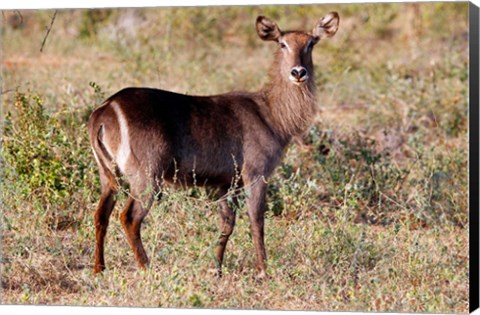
[279,42,287,49]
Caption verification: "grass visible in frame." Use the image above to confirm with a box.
[0,3,469,312]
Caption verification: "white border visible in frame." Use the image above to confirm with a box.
[1,0,479,10]
[0,1,477,315]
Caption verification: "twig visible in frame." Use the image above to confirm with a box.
[14,10,24,25]
[1,89,14,95]
[40,10,57,53]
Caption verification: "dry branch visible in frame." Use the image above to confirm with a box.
[40,10,57,52]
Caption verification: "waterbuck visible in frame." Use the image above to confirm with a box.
[88,12,339,278]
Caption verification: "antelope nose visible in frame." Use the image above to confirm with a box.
[290,67,308,81]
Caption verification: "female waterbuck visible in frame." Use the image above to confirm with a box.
[88,12,339,277]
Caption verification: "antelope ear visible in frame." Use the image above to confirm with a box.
[312,12,339,39]
[256,16,281,41]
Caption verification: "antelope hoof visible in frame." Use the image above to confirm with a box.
[207,267,223,277]
[93,265,105,274]
[255,270,268,282]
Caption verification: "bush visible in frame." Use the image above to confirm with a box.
[1,91,98,229]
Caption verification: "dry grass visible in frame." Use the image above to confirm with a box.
[1,3,469,312]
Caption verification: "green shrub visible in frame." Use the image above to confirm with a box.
[1,91,98,229]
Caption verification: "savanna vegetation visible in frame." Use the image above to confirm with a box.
[0,3,470,312]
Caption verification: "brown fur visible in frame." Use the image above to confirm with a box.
[88,12,339,277]
[263,37,317,136]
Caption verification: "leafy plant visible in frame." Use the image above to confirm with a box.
[2,91,98,229]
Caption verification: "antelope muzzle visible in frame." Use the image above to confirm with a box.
[289,66,309,84]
